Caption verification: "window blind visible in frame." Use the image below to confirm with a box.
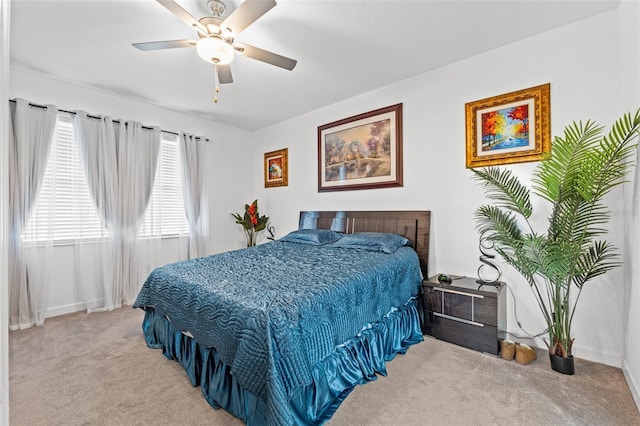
[139,132,190,237]
[23,112,107,243]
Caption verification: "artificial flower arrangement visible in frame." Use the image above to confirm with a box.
[231,199,269,247]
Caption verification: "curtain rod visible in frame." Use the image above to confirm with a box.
[8,99,211,143]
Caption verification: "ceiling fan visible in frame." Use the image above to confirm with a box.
[133,0,297,100]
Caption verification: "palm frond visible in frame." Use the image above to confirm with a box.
[577,110,640,203]
[532,120,603,204]
[536,240,573,287]
[573,240,620,289]
[475,204,524,247]
[511,234,547,284]
[539,110,640,262]
[475,205,545,283]
[471,167,532,218]
[548,199,610,244]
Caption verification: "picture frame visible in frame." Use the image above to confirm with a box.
[318,103,403,192]
[264,148,288,188]
[465,83,551,168]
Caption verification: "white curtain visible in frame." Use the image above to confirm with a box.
[73,112,160,310]
[8,98,58,329]
[180,133,208,258]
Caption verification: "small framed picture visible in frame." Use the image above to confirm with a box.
[465,83,551,168]
[318,103,403,192]
[264,148,288,188]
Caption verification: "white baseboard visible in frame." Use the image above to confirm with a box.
[623,359,640,412]
[506,327,623,367]
[45,296,111,318]
[571,344,623,368]
[45,302,86,318]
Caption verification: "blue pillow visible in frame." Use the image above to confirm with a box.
[280,229,343,245]
[331,232,410,253]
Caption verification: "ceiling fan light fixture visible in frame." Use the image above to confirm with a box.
[196,36,234,65]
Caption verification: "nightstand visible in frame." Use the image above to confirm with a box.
[420,276,506,355]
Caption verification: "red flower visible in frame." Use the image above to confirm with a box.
[231,199,269,247]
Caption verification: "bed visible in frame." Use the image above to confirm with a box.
[133,210,431,425]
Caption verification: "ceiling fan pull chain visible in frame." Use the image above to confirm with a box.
[213,64,220,104]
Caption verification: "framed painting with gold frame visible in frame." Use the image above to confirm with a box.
[318,103,403,192]
[264,148,288,188]
[465,83,551,168]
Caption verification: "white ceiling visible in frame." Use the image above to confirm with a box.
[10,0,620,131]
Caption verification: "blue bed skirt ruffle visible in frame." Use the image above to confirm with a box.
[140,299,423,425]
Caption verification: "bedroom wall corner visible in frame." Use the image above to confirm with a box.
[620,0,640,411]
[0,0,10,422]
[207,131,256,253]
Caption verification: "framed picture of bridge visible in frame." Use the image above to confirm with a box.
[318,103,403,192]
[465,83,551,168]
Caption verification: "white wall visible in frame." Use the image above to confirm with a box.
[253,10,629,367]
[620,0,640,408]
[8,68,255,316]
[0,0,10,422]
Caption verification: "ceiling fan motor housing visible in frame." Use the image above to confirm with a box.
[198,16,233,41]
[207,0,226,17]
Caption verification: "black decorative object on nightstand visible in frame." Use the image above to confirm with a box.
[421,276,506,355]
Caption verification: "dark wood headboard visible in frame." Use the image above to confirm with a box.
[299,210,431,277]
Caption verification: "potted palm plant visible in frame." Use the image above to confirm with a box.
[471,109,640,374]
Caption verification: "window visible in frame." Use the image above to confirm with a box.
[23,113,189,244]
[23,112,107,243]
[139,133,190,237]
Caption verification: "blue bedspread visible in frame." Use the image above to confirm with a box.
[133,241,422,425]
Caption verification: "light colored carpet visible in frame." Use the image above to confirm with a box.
[8,307,640,425]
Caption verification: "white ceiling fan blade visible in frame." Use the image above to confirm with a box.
[236,43,297,71]
[156,0,208,35]
[217,64,233,84]
[132,39,196,51]
[222,0,276,34]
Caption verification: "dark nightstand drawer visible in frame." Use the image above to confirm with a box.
[421,276,506,355]
[424,314,499,355]
[424,286,498,326]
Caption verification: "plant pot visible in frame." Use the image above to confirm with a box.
[549,353,575,375]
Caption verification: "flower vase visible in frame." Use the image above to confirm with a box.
[246,232,256,247]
